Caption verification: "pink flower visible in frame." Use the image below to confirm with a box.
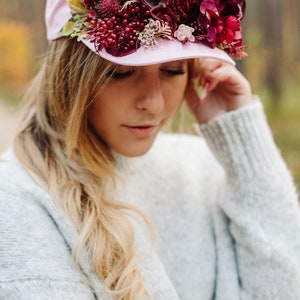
[198,0,246,58]
[200,0,220,19]
[217,15,240,44]
[174,24,195,42]
[200,0,245,19]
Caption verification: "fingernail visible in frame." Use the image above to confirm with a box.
[200,87,208,100]
[193,77,203,96]
[200,81,210,101]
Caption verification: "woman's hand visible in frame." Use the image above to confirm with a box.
[185,58,252,124]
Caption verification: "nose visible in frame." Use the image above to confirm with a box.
[135,74,164,114]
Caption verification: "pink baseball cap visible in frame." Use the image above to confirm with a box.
[45,0,248,66]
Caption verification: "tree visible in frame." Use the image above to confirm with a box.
[1,0,47,55]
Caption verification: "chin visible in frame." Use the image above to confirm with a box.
[116,146,152,158]
[112,139,156,158]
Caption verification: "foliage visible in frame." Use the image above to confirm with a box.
[0,21,33,100]
[262,81,300,192]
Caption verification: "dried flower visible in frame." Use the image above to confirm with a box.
[97,0,121,18]
[150,4,178,30]
[174,24,195,42]
[138,19,172,47]
[142,0,160,8]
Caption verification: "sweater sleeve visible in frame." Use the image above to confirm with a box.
[199,99,300,299]
[0,280,96,300]
[0,164,98,300]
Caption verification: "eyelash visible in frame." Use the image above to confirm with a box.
[162,69,186,76]
[107,70,135,80]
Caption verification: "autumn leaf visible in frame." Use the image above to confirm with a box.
[67,0,87,14]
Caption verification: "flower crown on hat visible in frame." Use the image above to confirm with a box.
[61,0,248,59]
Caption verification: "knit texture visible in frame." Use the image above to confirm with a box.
[1,100,300,299]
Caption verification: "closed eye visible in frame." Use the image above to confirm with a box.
[106,69,135,80]
[161,69,186,76]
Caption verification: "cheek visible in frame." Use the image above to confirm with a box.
[176,74,189,96]
[166,77,188,109]
[89,87,121,124]
[88,97,113,138]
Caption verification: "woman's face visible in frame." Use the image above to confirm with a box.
[88,60,189,157]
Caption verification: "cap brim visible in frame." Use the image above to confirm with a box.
[82,38,235,66]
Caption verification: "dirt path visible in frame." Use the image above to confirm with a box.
[0,102,21,154]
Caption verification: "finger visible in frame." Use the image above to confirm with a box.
[197,59,232,96]
[206,65,242,92]
[206,65,253,110]
[198,58,227,78]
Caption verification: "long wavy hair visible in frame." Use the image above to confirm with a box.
[14,38,196,299]
[13,38,159,299]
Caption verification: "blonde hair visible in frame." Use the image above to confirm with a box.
[14,39,153,299]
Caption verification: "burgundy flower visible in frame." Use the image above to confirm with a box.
[197,0,247,58]
[200,0,220,19]
[194,13,214,45]
[83,0,95,9]
[216,15,240,44]
[97,0,121,18]
[150,5,178,30]
[164,0,200,23]
[198,0,221,47]
[200,0,245,19]
[219,0,246,19]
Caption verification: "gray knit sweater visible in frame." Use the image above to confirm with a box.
[1,101,300,299]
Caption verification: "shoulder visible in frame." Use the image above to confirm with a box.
[0,149,47,218]
[0,150,79,284]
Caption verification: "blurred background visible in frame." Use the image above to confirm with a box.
[0,0,299,189]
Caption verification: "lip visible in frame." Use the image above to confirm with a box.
[122,123,159,138]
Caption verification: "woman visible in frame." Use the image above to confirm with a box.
[1,0,300,299]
